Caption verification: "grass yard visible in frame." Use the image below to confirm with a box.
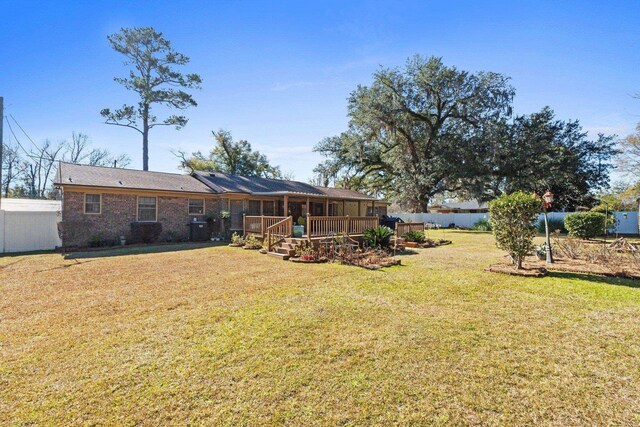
[2,231,640,425]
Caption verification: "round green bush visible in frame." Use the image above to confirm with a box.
[563,212,606,239]
[489,191,541,269]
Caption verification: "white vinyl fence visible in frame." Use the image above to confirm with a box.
[0,210,62,253]
[394,211,639,235]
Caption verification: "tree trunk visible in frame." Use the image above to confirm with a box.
[142,104,150,171]
[416,199,429,212]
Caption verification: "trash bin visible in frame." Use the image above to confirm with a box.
[189,221,209,242]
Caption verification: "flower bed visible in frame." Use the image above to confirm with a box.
[487,237,640,280]
[288,239,401,270]
[402,238,451,249]
[290,256,328,264]
[485,263,547,277]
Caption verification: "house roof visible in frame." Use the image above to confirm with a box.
[192,171,377,201]
[54,162,380,201]
[54,162,215,194]
[0,198,61,212]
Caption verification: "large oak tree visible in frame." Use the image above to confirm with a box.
[314,55,514,211]
[314,55,617,210]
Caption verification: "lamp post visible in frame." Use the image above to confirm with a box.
[542,191,554,264]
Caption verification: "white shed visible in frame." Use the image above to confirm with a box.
[0,198,62,253]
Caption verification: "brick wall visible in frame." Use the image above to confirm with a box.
[60,190,217,248]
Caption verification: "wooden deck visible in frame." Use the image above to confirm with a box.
[244,215,379,239]
[244,215,427,254]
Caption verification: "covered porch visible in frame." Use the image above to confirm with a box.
[241,193,386,239]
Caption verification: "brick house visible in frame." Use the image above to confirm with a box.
[54,162,387,248]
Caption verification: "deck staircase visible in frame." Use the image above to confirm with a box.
[267,238,305,260]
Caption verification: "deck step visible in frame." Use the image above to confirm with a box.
[277,247,296,256]
[267,251,290,260]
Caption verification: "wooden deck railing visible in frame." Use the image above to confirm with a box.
[244,215,288,237]
[307,216,379,239]
[266,216,293,251]
[396,222,425,236]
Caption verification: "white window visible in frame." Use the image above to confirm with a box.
[188,199,204,215]
[137,197,157,222]
[84,194,101,214]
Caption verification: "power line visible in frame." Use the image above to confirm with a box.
[4,116,35,159]
[4,116,58,162]
[10,114,37,147]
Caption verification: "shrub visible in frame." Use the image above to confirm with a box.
[489,191,541,269]
[472,218,492,231]
[363,226,394,248]
[402,230,426,243]
[89,235,103,248]
[564,212,606,239]
[536,217,566,234]
[244,234,262,249]
[230,232,245,246]
[130,222,163,244]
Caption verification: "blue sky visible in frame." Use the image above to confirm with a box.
[2,0,639,182]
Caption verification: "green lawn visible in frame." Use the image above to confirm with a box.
[2,231,640,425]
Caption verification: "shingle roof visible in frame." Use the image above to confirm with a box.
[54,163,380,201]
[314,186,377,201]
[193,171,377,200]
[54,162,214,194]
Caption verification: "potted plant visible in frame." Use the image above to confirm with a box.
[401,231,425,248]
[293,216,305,238]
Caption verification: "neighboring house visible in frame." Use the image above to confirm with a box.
[428,200,488,214]
[54,162,387,248]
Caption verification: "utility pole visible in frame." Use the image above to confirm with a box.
[0,96,4,211]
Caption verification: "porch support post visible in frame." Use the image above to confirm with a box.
[306,196,310,216]
[260,200,264,215]
[284,195,289,216]
[325,198,329,216]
